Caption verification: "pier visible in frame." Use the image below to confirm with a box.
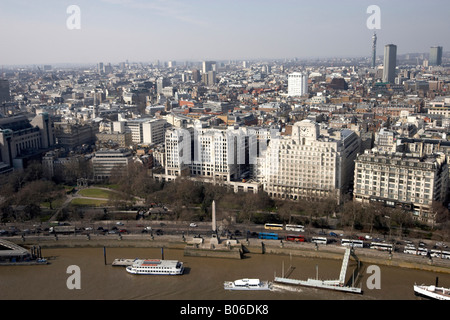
[274,247,362,294]
[0,239,46,265]
[112,258,136,267]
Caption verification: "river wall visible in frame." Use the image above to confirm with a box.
[6,234,450,274]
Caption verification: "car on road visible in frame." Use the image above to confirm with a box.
[329,232,338,237]
[189,223,197,228]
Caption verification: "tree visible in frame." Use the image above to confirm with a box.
[390,207,413,238]
[340,201,364,231]
[14,180,64,211]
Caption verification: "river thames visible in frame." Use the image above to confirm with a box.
[0,246,449,300]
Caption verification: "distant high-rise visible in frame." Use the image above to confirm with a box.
[0,79,10,104]
[97,62,104,75]
[382,44,397,83]
[371,32,377,68]
[201,70,217,86]
[192,69,201,83]
[429,46,443,66]
[288,72,308,97]
[202,61,216,74]
[157,77,170,94]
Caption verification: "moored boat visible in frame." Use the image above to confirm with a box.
[414,284,450,300]
[126,259,184,275]
[224,278,272,290]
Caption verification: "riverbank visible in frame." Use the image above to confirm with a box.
[6,233,450,274]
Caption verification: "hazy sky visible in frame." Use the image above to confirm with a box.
[0,0,449,65]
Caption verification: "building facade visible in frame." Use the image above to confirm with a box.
[288,72,308,97]
[429,46,443,66]
[163,125,247,183]
[92,148,132,181]
[0,79,10,104]
[113,118,166,145]
[262,120,360,202]
[383,44,397,83]
[54,121,97,149]
[353,150,448,225]
[0,113,55,170]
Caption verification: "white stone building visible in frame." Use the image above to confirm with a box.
[261,120,360,202]
[353,150,448,225]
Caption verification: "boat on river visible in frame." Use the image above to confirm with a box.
[414,284,450,300]
[224,278,272,290]
[126,259,184,275]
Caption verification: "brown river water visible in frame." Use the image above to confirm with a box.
[0,247,449,300]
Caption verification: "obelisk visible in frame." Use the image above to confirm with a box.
[212,200,217,233]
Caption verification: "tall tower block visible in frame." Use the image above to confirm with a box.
[383,44,397,83]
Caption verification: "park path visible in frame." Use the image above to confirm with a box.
[47,186,145,222]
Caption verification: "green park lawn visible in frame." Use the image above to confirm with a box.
[78,188,115,199]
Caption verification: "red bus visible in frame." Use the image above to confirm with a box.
[286,234,305,242]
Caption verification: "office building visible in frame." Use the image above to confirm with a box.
[202,70,217,86]
[353,150,448,225]
[157,77,170,94]
[0,113,55,170]
[96,131,133,149]
[429,46,443,66]
[383,44,397,83]
[164,127,193,178]
[163,125,253,183]
[192,69,201,83]
[97,62,104,75]
[262,120,360,202]
[113,118,166,145]
[288,72,308,97]
[92,148,132,181]
[53,122,97,149]
[202,61,216,74]
[0,79,10,104]
[142,119,166,145]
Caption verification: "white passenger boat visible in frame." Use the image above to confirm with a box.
[126,259,184,275]
[414,284,450,300]
[224,278,272,291]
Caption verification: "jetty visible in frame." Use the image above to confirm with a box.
[0,239,47,265]
[274,247,362,294]
[112,258,136,267]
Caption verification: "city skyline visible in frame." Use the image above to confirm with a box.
[1,0,449,65]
